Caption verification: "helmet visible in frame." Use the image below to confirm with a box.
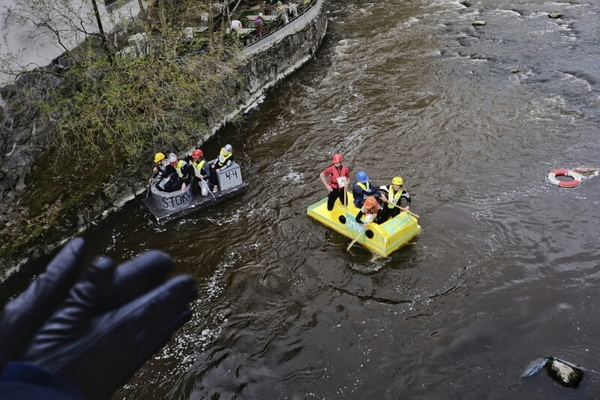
[392,176,403,186]
[332,153,344,163]
[364,196,377,209]
[223,144,233,155]
[154,152,165,163]
[356,171,368,183]
[168,153,177,164]
[192,149,203,159]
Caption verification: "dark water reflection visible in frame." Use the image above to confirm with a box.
[6,0,600,398]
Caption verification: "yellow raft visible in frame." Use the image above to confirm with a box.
[307,193,421,256]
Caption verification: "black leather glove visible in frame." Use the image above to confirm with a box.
[0,238,85,373]
[20,249,197,400]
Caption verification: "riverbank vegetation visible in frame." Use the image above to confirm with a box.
[0,0,244,262]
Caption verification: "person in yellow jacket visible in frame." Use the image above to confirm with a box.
[351,171,383,208]
[158,153,192,192]
[188,148,212,194]
[378,176,411,222]
[209,144,234,193]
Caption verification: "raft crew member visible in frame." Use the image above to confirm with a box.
[189,148,211,193]
[151,152,167,183]
[355,196,384,226]
[378,176,411,223]
[159,153,192,192]
[352,171,381,208]
[319,153,350,211]
[210,144,233,193]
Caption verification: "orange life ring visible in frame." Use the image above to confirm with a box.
[546,169,582,188]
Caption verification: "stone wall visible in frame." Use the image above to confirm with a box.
[0,0,327,280]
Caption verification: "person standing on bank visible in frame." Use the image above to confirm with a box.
[210,144,234,193]
[378,176,412,223]
[352,171,383,208]
[320,153,350,211]
[254,13,265,40]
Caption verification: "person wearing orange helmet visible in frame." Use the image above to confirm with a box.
[189,148,209,179]
[188,148,212,194]
[319,153,350,211]
[354,195,383,227]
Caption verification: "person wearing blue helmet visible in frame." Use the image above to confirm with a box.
[352,171,382,208]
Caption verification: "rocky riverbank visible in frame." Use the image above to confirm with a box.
[0,0,327,282]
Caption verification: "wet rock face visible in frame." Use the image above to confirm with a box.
[0,73,56,206]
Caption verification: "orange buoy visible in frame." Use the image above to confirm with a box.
[546,169,582,188]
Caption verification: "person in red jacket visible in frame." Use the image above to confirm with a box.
[319,153,350,211]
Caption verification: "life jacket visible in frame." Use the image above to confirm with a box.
[174,160,185,178]
[387,186,402,208]
[193,159,206,174]
[357,181,373,196]
[329,165,347,189]
[217,150,232,168]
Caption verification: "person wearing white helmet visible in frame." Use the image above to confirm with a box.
[351,171,382,208]
[378,176,411,222]
[158,153,192,192]
[209,144,234,193]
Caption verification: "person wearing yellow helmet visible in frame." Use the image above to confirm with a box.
[354,195,383,227]
[319,153,350,211]
[378,176,411,222]
[150,152,167,184]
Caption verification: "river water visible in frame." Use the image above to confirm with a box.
[7,0,600,398]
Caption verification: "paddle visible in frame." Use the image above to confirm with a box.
[347,215,374,251]
[384,199,419,219]
[145,172,155,198]
[346,228,364,251]
[191,163,216,201]
[341,177,348,210]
